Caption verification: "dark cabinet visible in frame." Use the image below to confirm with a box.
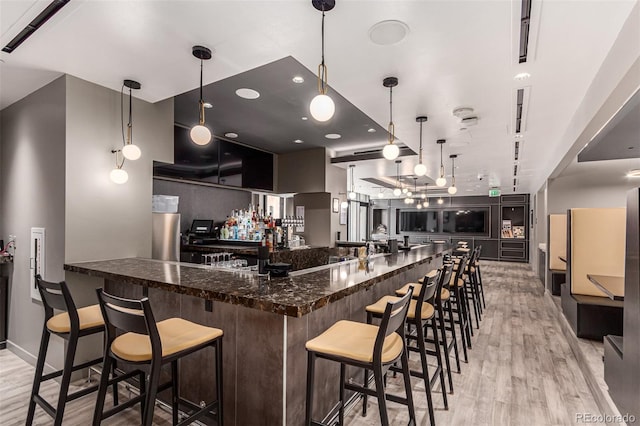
[500,201,529,262]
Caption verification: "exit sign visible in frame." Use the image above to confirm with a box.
[489,188,501,197]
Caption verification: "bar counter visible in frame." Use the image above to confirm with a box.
[64,243,450,425]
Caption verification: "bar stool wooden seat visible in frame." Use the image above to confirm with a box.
[305,289,415,426]
[27,276,117,426]
[366,272,447,426]
[93,289,224,426]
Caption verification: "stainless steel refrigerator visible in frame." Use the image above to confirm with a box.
[152,213,180,261]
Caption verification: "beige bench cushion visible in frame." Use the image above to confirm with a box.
[305,320,403,364]
[366,296,435,320]
[111,318,223,362]
[47,305,104,333]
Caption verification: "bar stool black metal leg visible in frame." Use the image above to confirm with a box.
[216,339,224,425]
[305,351,316,426]
[93,354,113,426]
[26,327,50,426]
[477,267,486,308]
[143,363,162,426]
[339,363,346,426]
[171,360,179,425]
[373,363,389,426]
[111,360,119,407]
[54,333,78,426]
[448,298,466,363]
[399,348,416,426]
[430,319,448,406]
[362,312,373,417]
[415,321,435,426]
[437,303,457,388]
[138,370,146,422]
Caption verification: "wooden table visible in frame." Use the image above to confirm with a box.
[587,274,624,301]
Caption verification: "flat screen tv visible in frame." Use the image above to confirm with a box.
[442,209,487,234]
[400,211,438,233]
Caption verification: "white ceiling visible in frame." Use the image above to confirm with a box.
[1,0,636,197]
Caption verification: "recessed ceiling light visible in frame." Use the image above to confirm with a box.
[293,139,304,144]
[235,88,260,99]
[301,116,308,121]
[292,76,304,84]
[369,20,410,45]
[325,133,341,139]
[627,169,640,178]
[203,102,213,109]
[514,72,531,81]
[224,132,238,138]
[452,107,474,118]
[367,128,376,133]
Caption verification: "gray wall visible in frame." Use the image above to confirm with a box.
[0,77,67,366]
[547,175,636,214]
[293,192,332,247]
[64,75,174,263]
[325,160,347,247]
[153,178,252,232]
[277,148,326,193]
[0,74,174,365]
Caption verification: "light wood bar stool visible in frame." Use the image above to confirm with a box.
[305,289,416,426]
[93,289,224,426]
[27,276,118,426]
[366,272,447,426]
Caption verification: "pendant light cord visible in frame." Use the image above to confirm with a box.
[120,84,126,147]
[317,4,328,95]
[127,85,133,145]
[388,86,395,143]
[418,120,423,162]
[439,143,444,177]
[198,58,206,125]
[451,156,456,185]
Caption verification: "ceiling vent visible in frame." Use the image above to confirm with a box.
[513,87,531,135]
[519,0,532,63]
[2,0,70,54]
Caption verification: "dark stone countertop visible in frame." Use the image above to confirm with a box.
[64,244,448,318]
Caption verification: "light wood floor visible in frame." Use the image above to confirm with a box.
[0,261,604,425]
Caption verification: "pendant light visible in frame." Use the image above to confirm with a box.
[414,116,428,176]
[448,154,458,195]
[382,77,400,160]
[393,160,402,196]
[109,149,128,184]
[348,165,357,199]
[377,188,385,198]
[423,186,430,207]
[190,45,213,146]
[436,139,447,187]
[437,197,444,205]
[121,80,142,160]
[309,0,336,122]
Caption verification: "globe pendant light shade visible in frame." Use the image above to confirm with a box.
[348,191,357,200]
[310,1,335,122]
[121,79,142,160]
[424,199,430,207]
[310,94,335,121]
[190,46,213,146]
[110,168,128,184]
[436,176,447,187]
[383,143,399,160]
[437,197,444,204]
[402,187,408,194]
[416,203,422,209]
[377,191,384,198]
[414,163,427,176]
[190,125,212,146]
[122,143,141,161]
[393,188,402,196]
[341,200,349,208]
[448,185,458,195]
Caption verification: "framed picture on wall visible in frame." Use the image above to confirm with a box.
[332,198,339,213]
